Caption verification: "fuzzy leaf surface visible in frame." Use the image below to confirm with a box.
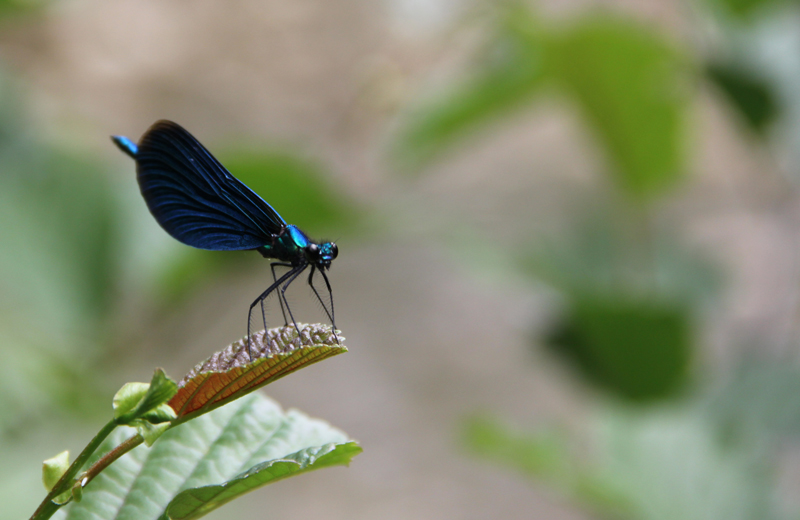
[53,393,359,520]
[169,324,346,420]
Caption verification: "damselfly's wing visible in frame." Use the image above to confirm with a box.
[135,120,286,250]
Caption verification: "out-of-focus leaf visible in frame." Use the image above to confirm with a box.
[462,416,635,518]
[545,297,692,402]
[522,215,722,306]
[219,148,359,236]
[463,415,571,481]
[152,249,245,306]
[708,361,800,444]
[593,408,779,520]
[0,148,120,429]
[169,324,345,421]
[0,155,118,335]
[394,8,691,197]
[0,0,47,18]
[707,62,778,133]
[53,393,360,520]
[707,0,794,19]
[393,6,546,170]
[543,17,691,197]
[465,409,783,520]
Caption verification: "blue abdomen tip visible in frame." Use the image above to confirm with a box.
[111,135,138,158]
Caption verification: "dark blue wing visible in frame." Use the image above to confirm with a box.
[132,120,286,251]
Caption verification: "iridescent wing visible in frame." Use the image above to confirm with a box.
[116,120,286,250]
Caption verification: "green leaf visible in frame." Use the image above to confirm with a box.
[112,382,149,418]
[545,296,692,402]
[521,215,722,306]
[42,451,70,492]
[53,393,360,520]
[163,442,362,520]
[542,16,691,197]
[114,369,178,424]
[707,61,778,134]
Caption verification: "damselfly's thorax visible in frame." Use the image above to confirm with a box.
[257,224,337,269]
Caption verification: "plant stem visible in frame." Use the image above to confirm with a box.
[80,433,144,488]
[30,419,118,520]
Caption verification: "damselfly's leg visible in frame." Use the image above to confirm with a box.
[247,265,305,359]
[270,262,293,326]
[308,266,339,344]
[279,263,308,336]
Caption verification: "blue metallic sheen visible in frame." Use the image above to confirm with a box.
[287,225,309,248]
[114,120,286,251]
[111,135,138,158]
[319,243,336,261]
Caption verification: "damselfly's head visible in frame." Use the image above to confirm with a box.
[306,241,338,270]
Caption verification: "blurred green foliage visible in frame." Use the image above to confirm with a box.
[545,298,691,402]
[392,1,800,517]
[395,3,707,402]
[523,217,722,305]
[0,0,46,17]
[392,8,545,169]
[707,62,778,134]
[709,360,800,443]
[395,5,691,198]
[463,415,636,518]
[465,405,787,520]
[219,148,359,237]
[523,218,716,402]
[0,77,120,431]
[541,16,690,197]
[708,0,799,19]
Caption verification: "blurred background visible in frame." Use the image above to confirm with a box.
[2,0,800,518]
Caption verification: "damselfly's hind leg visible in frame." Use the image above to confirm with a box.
[246,265,306,359]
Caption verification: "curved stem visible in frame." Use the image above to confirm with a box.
[80,434,144,488]
[30,419,118,520]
